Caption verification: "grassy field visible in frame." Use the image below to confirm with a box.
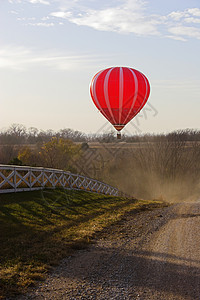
[0,189,166,299]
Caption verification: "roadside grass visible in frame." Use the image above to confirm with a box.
[0,189,166,299]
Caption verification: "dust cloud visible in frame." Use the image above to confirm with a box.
[101,138,200,203]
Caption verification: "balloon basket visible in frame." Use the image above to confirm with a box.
[117,133,121,139]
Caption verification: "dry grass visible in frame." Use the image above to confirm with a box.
[0,189,166,299]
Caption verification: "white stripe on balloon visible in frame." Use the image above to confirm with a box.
[133,72,149,116]
[91,70,109,120]
[119,67,124,124]
[123,68,138,125]
[104,68,116,124]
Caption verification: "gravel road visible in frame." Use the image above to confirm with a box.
[18,200,200,300]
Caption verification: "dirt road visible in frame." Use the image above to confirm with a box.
[18,201,200,300]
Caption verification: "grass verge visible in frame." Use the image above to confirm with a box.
[0,189,167,299]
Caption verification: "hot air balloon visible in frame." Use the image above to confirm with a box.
[90,67,150,138]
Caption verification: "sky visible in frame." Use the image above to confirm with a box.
[0,0,200,135]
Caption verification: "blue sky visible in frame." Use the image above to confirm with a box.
[0,0,200,134]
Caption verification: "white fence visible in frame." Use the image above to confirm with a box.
[0,165,120,196]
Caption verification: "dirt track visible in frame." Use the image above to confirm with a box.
[18,201,200,300]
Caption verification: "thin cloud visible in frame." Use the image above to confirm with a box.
[28,0,50,5]
[51,0,161,36]
[166,35,187,42]
[9,0,50,3]
[10,10,19,14]
[168,7,200,21]
[51,11,72,18]
[168,26,200,40]
[184,17,200,24]
[168,11,188,21]
[153,79,200,91]
[8,0,200,40]
[28,22,55,27]
[8,0,22,3]
[50,1,200,40]
[187,8,200,17]
[166,8,200,40]
[0,46,107,71]
[69,10,160,36]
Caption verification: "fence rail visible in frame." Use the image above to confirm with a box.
[0,165,120,196]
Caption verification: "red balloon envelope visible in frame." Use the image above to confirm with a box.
[90,67,150,131]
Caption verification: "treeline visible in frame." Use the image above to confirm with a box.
[0,124,200,145]
[0,124,87,145]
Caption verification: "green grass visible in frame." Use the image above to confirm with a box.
[0,189,166,299]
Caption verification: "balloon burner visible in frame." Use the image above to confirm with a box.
[117,133,121,139]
